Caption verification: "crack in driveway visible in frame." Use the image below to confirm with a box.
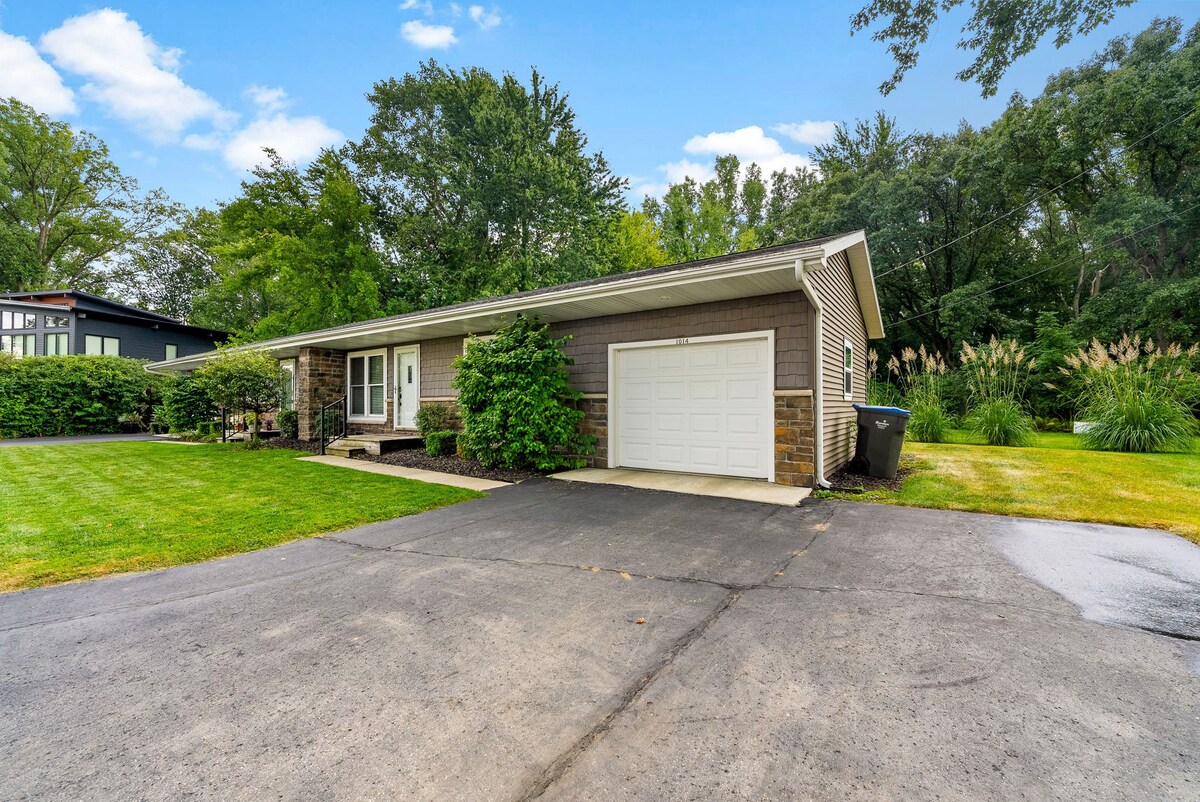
[516,588,743,801]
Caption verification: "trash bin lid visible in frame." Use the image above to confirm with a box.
[853,404,912,417]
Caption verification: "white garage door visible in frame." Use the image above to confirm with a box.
[613,334,773,479]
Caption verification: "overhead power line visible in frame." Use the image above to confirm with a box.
[874,104,1199,281]
[894,200,1200,328]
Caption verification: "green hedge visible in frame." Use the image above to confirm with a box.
[424,430,458,457]
[0,355,164,439]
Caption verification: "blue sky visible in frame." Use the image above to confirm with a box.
[1,1,1194,209]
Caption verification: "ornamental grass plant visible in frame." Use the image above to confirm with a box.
[1062,335,1199,453]
[960,337,1036,446]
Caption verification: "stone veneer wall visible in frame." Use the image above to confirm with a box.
[573,395,608,468]
[774,390,815,487]
[296,347,347,441]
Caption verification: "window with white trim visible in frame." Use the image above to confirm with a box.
[463,333,497,352]
[165,343,178,360]
[84,335,120,356]
[348,349,387,419]
[842,339,854,400]
[279,359,297,410]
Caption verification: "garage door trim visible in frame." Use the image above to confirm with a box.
[607,329,775,482]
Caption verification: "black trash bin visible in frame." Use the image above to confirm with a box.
[849,404,911,479]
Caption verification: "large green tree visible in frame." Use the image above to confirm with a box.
[351,61,626,310]
[0,98,178,292]
[192,150,386,339]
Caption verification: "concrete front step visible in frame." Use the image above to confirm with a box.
[329,435,424,456]
[325,445,367,458]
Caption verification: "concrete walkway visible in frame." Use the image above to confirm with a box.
[299,454,509,491]
[551,466,812,505]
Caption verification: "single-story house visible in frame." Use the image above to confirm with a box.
[151,230,884,488]
[0,290,228,361]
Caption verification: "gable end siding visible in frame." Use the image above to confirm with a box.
[810,250,869,473]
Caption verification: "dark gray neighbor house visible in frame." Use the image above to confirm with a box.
[0,290,228,361]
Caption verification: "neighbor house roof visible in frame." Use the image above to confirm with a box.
[149,230,884,371]
[0,289,229,339]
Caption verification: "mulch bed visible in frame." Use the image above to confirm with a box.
[824,455,920,493]
[263,438,318,454]
[356,450,545,484]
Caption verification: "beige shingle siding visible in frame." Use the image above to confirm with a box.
[420,336,464,397]
[810,250,869,473]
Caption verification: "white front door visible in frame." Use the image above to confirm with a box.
[394,346,420,429]
[611,333,774,480]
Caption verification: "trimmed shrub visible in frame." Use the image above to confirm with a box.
[277,408,299,439]
[1062,336,1199,453]
[967,398,1034,447]
[160,374,216,433]
[0,355,163,439]
[452,315,594,471]
[415,404,453,436]
[424,430,458,457]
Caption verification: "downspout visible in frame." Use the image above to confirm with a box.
[795,257,830,489]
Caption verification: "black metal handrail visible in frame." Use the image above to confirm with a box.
[318,396,348,455]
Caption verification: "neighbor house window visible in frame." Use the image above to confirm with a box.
[1,311,36,329]
[165,343,178,360]
[45,315,70,328]
[1,334,36,357]
[84,335,120,356]
[45,333,69,355]
[347,349,386,419]
[842,339,854,400]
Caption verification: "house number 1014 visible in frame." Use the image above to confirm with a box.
[675,338,690,345]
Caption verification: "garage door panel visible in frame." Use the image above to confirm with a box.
[727,379,764,400]
[614,337,772,480]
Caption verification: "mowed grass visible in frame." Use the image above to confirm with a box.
[823,432,1200,544]
[0,442,483,591]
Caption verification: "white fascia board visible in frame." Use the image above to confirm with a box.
[148,244,828,372]
[803,230,885,340]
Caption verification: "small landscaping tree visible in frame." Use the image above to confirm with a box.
[1061,335,1199,453]
[452,316,594,470]
[960,337,1036,446]
[193,347,286,439]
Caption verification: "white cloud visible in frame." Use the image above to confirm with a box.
[222,113,343,171]
[0,29,76,115]
[400,19,458,48]
[772,120,838,146]
[632,125,819,200]
[468,5,502,30]
[398,0,433,12]
[182,132,222,151]
[246,84,290,114]
[39,9,233,141]
[684,126,784,162]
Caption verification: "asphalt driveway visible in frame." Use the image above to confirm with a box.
[1,480,1197,801]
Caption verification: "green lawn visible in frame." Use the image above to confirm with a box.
[0,442,483,591]
[820,431,1200,544]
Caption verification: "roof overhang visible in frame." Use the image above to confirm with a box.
[149,233,885,372]
[0,299,72,312]
[806,231,885,339]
